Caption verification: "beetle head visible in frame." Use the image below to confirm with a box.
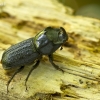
[45,27,68,44]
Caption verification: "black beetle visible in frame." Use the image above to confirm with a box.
[1,27,68,92]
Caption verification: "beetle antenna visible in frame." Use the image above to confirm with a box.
[60,46,63,50]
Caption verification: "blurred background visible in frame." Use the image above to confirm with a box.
[58,0,100,19]
[1,0,100,19]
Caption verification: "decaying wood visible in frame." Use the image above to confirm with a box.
[0,0,100,100]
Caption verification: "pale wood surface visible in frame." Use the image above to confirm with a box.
[0,0,100,100]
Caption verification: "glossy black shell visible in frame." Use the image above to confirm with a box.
[1,38,41,69]
[1,27,68,70]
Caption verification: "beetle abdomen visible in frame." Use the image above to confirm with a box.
[1,38,40,70]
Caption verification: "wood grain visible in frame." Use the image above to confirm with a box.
[0,0,100,100]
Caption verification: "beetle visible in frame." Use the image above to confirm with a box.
[1,27,68,93]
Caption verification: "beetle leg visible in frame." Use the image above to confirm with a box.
[25,60,40,91]
[48,54,64,73]
[7,66,24,93]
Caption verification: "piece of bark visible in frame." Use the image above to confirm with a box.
[0,0,100,100]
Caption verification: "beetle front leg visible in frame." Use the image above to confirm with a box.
[25,60,40,91]
[48,54,64,73]
[7,66,24,93]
